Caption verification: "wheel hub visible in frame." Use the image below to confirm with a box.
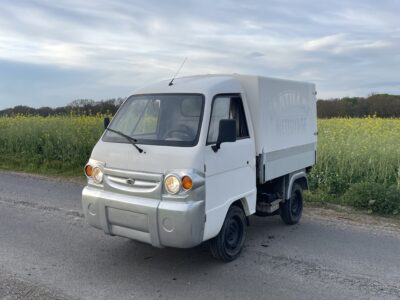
[291,191,301,215]
[225,217,242,250]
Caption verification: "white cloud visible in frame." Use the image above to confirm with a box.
[303,33,392,54]
[303,34,346,51]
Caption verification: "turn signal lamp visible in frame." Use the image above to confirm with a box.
[85,165,93,177]
[182,176,193,190]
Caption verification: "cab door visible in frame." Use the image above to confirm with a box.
[203,94,256,240]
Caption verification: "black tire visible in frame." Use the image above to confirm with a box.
[209,205,247,262]
[280,183,303,225]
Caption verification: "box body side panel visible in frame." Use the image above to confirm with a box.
[238,75,317,182]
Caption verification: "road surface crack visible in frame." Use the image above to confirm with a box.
[0,196,84,219]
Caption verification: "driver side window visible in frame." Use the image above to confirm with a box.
[207,95,249,144]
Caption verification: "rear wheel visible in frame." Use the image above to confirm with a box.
[280,183,303,225]
[210,205,247,262]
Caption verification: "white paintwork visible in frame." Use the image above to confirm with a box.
[203,138,256,240]
[135,75,243,97]
[91,140,205,175]
[88,74,317,243]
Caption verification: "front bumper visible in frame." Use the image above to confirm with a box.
[82,186,205,248]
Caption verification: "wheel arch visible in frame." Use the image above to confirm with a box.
[232,198,250,215]
[286,170,308,200]
[232,198,250,225]
[203,192,255,241]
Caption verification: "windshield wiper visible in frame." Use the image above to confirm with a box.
[106,128,144,154]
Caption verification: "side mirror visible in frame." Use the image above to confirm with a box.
[212,119,236,152]
[104,117,110,129]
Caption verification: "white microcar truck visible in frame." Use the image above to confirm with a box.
[82,74,317,261]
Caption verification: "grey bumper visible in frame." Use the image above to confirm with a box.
[82,186,205,248]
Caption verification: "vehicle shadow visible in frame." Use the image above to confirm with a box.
[89,214,288,269]
[67,214,301,297]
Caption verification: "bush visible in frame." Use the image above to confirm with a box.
[341,182,400,215]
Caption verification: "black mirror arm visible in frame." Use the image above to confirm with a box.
[211,142,221,153]
[104,117,110,129]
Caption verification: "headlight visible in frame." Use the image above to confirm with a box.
[164,175,181,194]
[92,167,104,184]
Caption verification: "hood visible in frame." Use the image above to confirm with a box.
[90,140,204,174]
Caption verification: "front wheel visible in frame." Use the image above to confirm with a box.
[209,205,247,262]
[280,183,303,225]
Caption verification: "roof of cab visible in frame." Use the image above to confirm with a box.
[133,74,243,96]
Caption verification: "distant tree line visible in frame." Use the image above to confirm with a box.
[317,94,400,118]
[1,94,400,118]
[0,98,126,117]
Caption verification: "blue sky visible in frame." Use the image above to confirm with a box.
[0,0,399,109]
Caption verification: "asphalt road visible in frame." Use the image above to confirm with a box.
[1,172,400,300]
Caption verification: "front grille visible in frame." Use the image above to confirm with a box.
[103,167,163,199]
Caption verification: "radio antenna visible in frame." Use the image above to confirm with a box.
[168,57,187,86]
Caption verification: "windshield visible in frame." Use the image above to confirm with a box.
[103,94,204,147]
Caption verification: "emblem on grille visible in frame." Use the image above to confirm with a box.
[126,178,136,185]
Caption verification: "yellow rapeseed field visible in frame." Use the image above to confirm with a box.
[0,115,399,213]
[0,115,103,174]
[311,117,400,192]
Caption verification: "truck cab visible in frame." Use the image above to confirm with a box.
[82,74,317,261]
